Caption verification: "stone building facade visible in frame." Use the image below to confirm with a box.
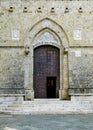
[0,0,93,100]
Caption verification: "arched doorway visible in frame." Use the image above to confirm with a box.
[25,18,69,100]
[34,45,60,98]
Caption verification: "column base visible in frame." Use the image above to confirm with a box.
[25,90,34,100]
[59,89,70,100]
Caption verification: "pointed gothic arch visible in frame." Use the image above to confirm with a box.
[33,28,61,48]
[26,17,69,48]
[25,18,69,100]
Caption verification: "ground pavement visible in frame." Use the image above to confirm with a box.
[0,114,93,130]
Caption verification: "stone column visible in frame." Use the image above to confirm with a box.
[61,52,69,100]
[59,47,63,99]
[24,47,34,100]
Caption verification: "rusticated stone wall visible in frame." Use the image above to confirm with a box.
[0,0,93,99]
[0,48,25,94]
[69,48,93,95]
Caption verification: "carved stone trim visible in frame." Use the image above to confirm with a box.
[25,18,69,100]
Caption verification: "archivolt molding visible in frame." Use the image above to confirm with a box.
[25,18,69,100]
[33,29,61,48]
[26,18,69,49]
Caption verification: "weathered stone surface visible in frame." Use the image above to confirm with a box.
[0,0,93,99]
[0,48,24,94]
[69,48,93,94]
[1,96,93,114]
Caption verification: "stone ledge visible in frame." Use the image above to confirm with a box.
[0,94,25,97]
[69,88,93,95]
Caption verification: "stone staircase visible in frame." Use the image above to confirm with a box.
[1,96,93,114]
[0,97,23,114]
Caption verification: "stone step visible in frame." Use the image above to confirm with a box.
[7,105,93,110]
[1,96,93,114]
[4,102,93,114]
[6,104,93,109]
[0,97,23,112]
[3,108,93,115]
[9,100,93,107]
[71,96,93,101]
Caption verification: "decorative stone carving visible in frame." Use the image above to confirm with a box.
[25,90,34,100]
[33,31,60,48]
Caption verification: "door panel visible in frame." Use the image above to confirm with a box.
[47,77,56,98]
[34,45,60,98]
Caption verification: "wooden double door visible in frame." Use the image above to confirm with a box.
[34,45,60,98]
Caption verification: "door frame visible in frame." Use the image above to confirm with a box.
[47,76,56,98]
[33,45,60,98]
[24,18,69,100]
